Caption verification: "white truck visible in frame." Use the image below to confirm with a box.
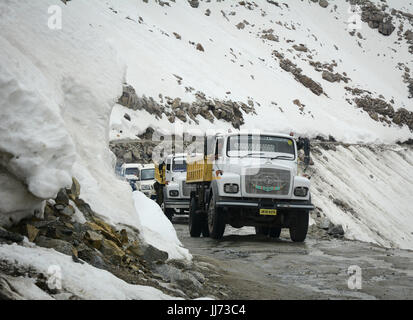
[120,163,156,198]
[154,153,194,220]
[135,164,156,199]
[186,132,314,242]
[120,163,140,191]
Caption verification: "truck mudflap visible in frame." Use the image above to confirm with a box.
[215,198,315,211]
[164,199,190,209]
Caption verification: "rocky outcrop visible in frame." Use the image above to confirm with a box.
[273,50,324,96]
[118,84,256,129]
[351,0,396,36]
[352,95,413,130]
[0,178,232,299]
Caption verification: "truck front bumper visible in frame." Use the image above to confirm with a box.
[216,197,315,211]
[164,199,190,209]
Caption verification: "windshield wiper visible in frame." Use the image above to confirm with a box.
[240,152,264,158]
[271,155,294,160]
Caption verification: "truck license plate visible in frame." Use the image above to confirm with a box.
[260,209,277,216]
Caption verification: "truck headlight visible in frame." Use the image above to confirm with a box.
[224,184,239,194]
[294,187,308,197]
[141,185,151,191]
[169,190,179,197]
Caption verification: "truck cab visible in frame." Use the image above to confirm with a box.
[186,132,314,242]
[135,164,156,199]
[154,153,194,220]
[120,163,140,191]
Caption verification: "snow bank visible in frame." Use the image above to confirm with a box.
[133,191,192,261]
[312,144,413,250]
[0,0,191,262]
[0,243,177,300]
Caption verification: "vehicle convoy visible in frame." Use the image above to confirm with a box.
[186,133,315,242]
[154,153,194,220]
[120,163,156,198]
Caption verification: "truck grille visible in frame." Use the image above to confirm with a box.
[181,181,194,197]
[244,168,291,196]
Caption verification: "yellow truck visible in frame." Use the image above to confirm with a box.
[186,133,314,241]
[154,153,194,221]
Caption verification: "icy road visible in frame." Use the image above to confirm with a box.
[173,216,413,300]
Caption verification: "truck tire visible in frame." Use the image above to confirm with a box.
[189,197,202,237]
[289,211,309,242]
[161,202,174,221]
[207,192,225,239]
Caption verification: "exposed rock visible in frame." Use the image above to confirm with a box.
[273,50,324,96]
[196,43,204,52]
[36,236,74,256]
[0,227,24,243]
[55,189,69,206]
[319,0,329,8]
[84,230,104,250]
[25,224,39,242]
[292,44,308,52]
[100,239,125,264]
[124,113,131,121]
[188,0,199,8]
[66,178,81,201]
[328,224,345,237]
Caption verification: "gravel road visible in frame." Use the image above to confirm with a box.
[173,215,413,300]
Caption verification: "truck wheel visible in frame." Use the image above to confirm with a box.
[207,192,225,239]
[289,211,309,242]
[189,197,202,237]
[161,202,174,221]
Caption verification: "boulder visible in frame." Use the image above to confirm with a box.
[84,230,104,250]
[25,224,39,242]
[55,189,69,205]
[319,0,328,8]
[100,239,125,264]
[0,227,24,243]
[36,236,74,256]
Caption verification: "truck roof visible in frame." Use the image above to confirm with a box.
[216,132,295,139]
[121,163,155,169]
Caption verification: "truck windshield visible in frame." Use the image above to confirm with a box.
[172,158,187,172]
[140,169,155,181]
[227,135,295,159]
[125,168,139,176]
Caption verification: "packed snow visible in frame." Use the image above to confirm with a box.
[311,144,413,250]
[0,0,189,261]
[0,243,177,300]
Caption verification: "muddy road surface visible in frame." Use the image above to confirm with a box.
[172,215,413,300]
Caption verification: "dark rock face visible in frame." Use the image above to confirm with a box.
[117,84,256,130]
[356,1,396,36]
[273,50,324,96]
[353,95,413,131]
[188,0,199,8]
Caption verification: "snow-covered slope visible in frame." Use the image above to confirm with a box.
[0,0,190,261]
[107,0,413,143]
[311,143,413,250]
